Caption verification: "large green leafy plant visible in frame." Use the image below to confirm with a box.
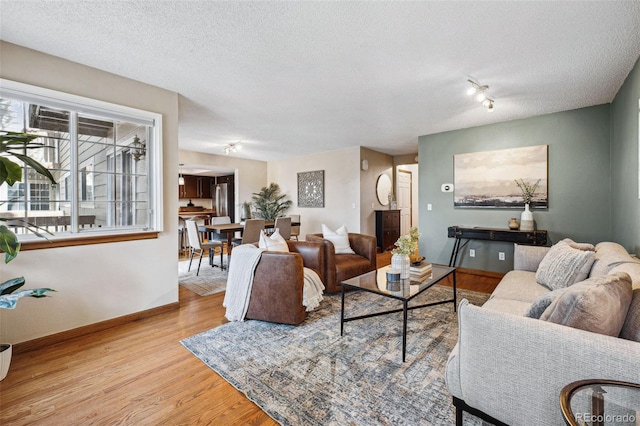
[0,131,56,309]
[251,183,292,222]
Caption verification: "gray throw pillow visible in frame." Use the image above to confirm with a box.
[524,288,567,319]
[619,288,640,342]
[540,272,633,337]
[536,240,596,290]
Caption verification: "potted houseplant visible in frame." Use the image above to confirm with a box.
[391,234,416,279]
[251,183,292,222]
[240,201,252,221]
[0,131,57,381]
[515,178,540,231]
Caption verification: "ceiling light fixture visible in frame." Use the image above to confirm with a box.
[224,142,241,155]
[466,79,495,112]
[178,163,185,185]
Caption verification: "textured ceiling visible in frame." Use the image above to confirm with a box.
[1,1,639,161]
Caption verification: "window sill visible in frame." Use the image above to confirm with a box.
[18,231,160,251]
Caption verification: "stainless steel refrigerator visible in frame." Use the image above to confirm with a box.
[215,182,228,217]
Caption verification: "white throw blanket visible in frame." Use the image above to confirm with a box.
[302,267,325,312]
[223,244,265,321]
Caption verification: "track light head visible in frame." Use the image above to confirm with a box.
[484,99,495,112]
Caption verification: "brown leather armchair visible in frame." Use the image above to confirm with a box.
[305,233,377,293]
[245,240,325,325]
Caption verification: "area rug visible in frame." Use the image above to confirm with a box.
[181,285,491,425]
[178,257,228,296]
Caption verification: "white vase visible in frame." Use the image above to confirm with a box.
[0,344,11,381]
[520,203,534,231]
[391,253,411,279]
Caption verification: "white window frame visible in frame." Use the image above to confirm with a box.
[0,78,164,240]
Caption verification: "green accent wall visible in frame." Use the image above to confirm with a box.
[611,56,640,255]
[419,105,612,273]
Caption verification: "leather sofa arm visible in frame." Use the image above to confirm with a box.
[286,240,325,283]
[348,233,377,270]
[306,233,337,291]
[246,252,306,325]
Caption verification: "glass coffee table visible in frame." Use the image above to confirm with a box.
[560,379,640,426]
[340,264,457,362]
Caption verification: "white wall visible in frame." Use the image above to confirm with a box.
[179,149,268,222]
[0,42,179,344]
[268,147,361,237]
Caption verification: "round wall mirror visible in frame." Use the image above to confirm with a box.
[376,174,392,205]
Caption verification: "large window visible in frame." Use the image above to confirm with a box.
[0,79,163,239]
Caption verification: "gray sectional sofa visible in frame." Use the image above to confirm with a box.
[446,241,640,426]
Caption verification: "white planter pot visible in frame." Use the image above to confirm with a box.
[391,253,411,279]
[0,343,12,381]
[520,203,534,231]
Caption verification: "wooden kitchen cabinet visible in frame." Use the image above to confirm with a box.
[179,175,212,199]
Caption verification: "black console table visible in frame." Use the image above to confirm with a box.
[447,226,548,267]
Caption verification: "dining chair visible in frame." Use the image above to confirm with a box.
[188,214,211,242]
[185,220,223,275]
[274,216,292,240]
[288,214,300,240]
[178,217,186,253]
[209,216,231,241]
[232,218,265,247]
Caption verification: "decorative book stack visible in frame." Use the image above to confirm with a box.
[410,262,432,281]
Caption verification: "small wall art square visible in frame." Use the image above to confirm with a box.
[298,170,324,208]
[454,145,548,209]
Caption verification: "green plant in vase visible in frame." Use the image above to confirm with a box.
[391,234,415,279]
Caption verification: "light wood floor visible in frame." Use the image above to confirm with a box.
[0,256,500,425]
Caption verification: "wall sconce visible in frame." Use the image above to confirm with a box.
[466,79,496,112]
[224,142,241,155]
[131,135,146,161]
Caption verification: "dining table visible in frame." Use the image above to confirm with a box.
[204,220,301,256]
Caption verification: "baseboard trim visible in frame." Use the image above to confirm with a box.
[13,302,180,355]
[455,267,505,279]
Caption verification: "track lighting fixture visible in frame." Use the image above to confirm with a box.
[224,142,241,155]
[466,79,495,112]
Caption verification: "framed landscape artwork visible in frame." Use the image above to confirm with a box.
[454,145,548,209]
[297,170,325,208]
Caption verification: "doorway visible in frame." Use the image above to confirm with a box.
[396,165,418,235]
[397,169,412,235]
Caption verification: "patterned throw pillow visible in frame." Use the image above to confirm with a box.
[535,240,596,290]
[322,224,355,254]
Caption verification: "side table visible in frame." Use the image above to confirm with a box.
[560,379,639,426]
